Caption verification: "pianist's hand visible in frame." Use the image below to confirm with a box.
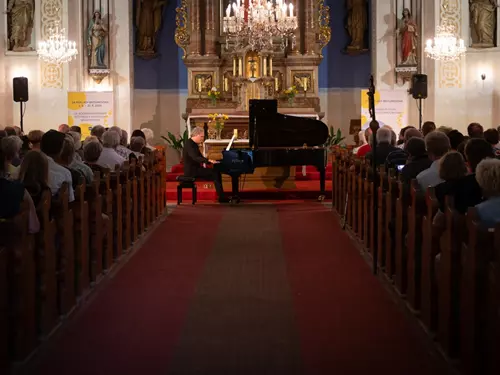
[209,159,220,164]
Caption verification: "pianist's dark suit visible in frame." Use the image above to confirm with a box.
[183,138,225,198]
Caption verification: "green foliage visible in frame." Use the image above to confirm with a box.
[325,126,345,147]
[161,129,188,151]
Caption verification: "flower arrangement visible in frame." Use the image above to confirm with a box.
[207,86,221,104]
[284,85,298,104]
[208,113,229,131]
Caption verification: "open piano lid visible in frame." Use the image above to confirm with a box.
[248,99,329,149]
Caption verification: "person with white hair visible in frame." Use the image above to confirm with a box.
[110,126,132,159]
[96,130,125,169]
[68,131,83,160]
[184,126,227,202]
[474,158,500,228]
[141,128,156,151]
[1,135,23,179]
[365,125,399,166]
[416,131,451,190]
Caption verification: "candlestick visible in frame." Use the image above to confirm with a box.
[197,77,202,92]
[269,57,272,75]
[238,57,242,76]
[233,57,237,76]
[274,76,278,91]
[303,78,307,92]
[224,77,228,92]
[263,56,267,76]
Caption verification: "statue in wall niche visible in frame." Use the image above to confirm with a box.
[6,0,35,52]
[87,10,108,69]
[470,0,497,48]
[397,8,418,66]
[345,0,367,51]
[136,0,166,58]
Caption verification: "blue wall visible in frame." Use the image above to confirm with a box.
[133,0,371,90]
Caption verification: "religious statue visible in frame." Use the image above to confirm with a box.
[136,0,166,58]
[6,0,35,52]
[345,0,367,51]
[87,10,108,69]
[397,8,418,66]
[470,0,497,48]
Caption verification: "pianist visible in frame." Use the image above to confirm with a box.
[183,127,227,203]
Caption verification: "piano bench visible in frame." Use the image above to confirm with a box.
[176,176,197,205]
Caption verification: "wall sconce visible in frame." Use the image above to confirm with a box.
[481,73,486,81]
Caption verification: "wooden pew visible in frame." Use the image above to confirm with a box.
[377,167,386,269]
[73,178,89,298]
[0,246,7,372]
[87,172,104,283]
[102,171,114,270]
[460,209,495,373]
[121,163,132,251]
[35,191,58,337]
[111,166,123,259]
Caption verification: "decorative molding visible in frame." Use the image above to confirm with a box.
[40,0,63,88]
[438,0,462,88]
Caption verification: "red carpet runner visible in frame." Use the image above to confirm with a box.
[25,203,451,375]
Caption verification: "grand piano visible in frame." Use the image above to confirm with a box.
[215,99,329,203]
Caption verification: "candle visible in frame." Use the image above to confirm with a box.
[234,128,238,138]
[269,57,272,75]
[224,77,228,92]
[275,77,278,91]
[263,56,267,76]
[197,78,202,92]
[303,78,307,91]
[289,3,293,17]
[238,57,242,76]
[233,57,237,76]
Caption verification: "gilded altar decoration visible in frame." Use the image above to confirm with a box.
[193,74,213,94]
[292,72,312,93]
[87,10,107,68]
[469,0,497,48]
[317,0,331,57]
[397,8,419,66]
[136,0,166,59]
[207,86,221,105]
[7,0,35,52]
[284,86,298,104]
[208,113,229,139]
[345,0,367,52]
[175,0,190,58]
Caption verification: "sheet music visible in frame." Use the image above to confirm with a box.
[225,135,237,151]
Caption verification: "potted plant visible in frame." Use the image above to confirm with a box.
[283,85,298,105]
[325,126,345,150]
[161,129,188,163]
[207,86,221,105]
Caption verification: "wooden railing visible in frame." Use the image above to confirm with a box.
[0,154,167,371]
[331,146,500,375]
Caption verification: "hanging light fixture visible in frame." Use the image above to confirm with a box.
[37,25,78,64]
[425,22,466,61]
[222,0,298,52]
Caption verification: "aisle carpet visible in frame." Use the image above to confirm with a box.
[26,203,451,375]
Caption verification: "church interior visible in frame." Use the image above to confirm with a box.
[1,0,500,374]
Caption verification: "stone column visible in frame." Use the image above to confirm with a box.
[289,0,301,54]
[205,0,217,55]
[110,0,133,134]
[189,0,202,56]
[304,0,316,55]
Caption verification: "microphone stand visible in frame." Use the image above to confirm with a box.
[367,75,379,275]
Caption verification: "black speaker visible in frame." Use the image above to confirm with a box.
[411,74,427,99]
[13,77,28,102]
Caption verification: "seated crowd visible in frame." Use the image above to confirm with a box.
[354,121,500,229]
[0,124,158,236]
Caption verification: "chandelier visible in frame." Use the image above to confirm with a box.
[37,25,78,64]
[425,23,466,61]
[223,0,298,52]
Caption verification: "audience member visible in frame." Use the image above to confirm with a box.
[90,125,106,140]
[464,138,495,172]
[96,130,125,169]
[69,125,81,134]
[27,130,44,151]
[131,129,146,140]
[18,150,50,207]
[484,128,500,156]
[1,135,23,178]
[83,140,107,175]
[447,130,465,151]
[40,130,75,202]
[130,136,146,159]
[365,127,398,166]
[355,128,372,157]
[400,138,432,184]
[422,121,436,137]
[397,126,415,148]
[4,126,17,136]
[467,122,484,138]
[475,158,500,228]
[437,126,453,134]
[60,135,93,185]
[67,131,83,160]
[58,124,70,133]
[142,128,156,150]
[416,131,451,190]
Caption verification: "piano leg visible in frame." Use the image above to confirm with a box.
[231,174,240,196]
[319,167,326,201]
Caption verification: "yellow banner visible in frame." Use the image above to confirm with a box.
[68,91,113,138]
